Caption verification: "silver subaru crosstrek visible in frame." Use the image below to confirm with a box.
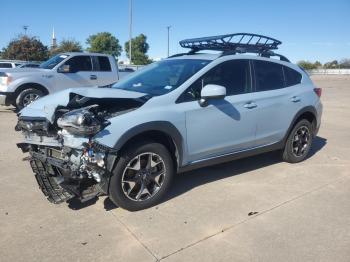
[16,33,322,211]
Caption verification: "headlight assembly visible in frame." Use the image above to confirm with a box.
[57,105,109,136]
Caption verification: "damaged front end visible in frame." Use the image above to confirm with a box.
[16,90,148,204]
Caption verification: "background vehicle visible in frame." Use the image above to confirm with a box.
[16,33,322,211]
[17,62,40,68]
[0,53,119,109]
[118,67,136,79]
[0,60,23,69]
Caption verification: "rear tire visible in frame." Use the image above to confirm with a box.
[282,119,313,163]
[16,88,44,110]
[109,141,175,211]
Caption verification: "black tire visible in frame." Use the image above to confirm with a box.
[109,141,175,211]
[282,119,313,163]
[16,88,44,110]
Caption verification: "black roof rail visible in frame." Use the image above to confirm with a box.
[176,33,289,62]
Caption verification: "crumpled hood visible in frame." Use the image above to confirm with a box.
[19,87,147,122]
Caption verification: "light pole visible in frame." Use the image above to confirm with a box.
[23,25,29,35]
[167,26,171,57]
[129,0,133,64]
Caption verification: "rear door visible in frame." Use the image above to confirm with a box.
[178,59,257,162]
[250,60,303,146]
[55,55,94,91]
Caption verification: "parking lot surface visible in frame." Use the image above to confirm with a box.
[0,75,349,262]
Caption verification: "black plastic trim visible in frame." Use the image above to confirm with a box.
[282,106,318,142]
[179,141,284,173]
[113,121,184,166]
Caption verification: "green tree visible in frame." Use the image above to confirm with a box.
[324,60,338,69]
[86,32,122,57]
[297,60,317,70]
[1,35,48,61]
[339,59,350,69]
[50,39,83,56]
[323,60,339,69]
[125,34,152,65]
[314,61,322,69]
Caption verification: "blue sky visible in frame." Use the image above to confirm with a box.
[1,0,349,63]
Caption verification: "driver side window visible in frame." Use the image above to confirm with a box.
[177,59,251,103]
[64,56,92,72]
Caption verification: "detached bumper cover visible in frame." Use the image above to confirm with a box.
[21,143,115,204]
[30,159,74,203]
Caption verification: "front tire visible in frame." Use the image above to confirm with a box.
[282,119,313,163]
[16,88,43,110]
[109,141,175,211]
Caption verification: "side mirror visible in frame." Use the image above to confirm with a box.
[199,84,226,107]
[57,64,71,73]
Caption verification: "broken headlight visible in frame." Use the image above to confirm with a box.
[57,105,109,136]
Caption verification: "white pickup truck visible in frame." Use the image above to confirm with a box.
[0,52,120,109]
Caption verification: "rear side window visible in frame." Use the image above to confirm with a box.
[65,56,92,72]
[283,66,302,87]
[254,60,284,91]
[97,56,112,71]
[0,63,12,68]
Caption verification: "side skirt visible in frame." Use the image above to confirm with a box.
[178,141,284,173]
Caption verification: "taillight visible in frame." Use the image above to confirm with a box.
[314,88,322,98]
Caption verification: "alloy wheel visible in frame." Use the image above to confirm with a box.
[121,152,166,202]
[23,93,40,106]
[291,125,311,157]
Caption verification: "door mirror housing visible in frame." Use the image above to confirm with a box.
[57,64,71,73]
[199,84,226,107]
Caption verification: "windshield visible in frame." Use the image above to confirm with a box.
[113,59,210,95]
[40,54,69,69]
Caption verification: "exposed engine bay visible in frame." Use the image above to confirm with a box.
[16,92,149,204]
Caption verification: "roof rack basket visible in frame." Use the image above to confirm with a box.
[178,33,289,62]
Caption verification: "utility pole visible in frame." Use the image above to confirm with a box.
[129,0,133,64]
[23,25,29,35]
[167,26,171,57]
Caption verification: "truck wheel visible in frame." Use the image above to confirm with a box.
[16,88,44,110]
[282,119,313,163]
[109,141,175,211]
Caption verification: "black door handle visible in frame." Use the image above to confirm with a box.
[90,75,97,80]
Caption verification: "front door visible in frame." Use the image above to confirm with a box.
[178,59,258,162]
[55,55,96,91]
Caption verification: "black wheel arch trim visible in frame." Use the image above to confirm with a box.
[113,121,184,168]
[282,106,318,143]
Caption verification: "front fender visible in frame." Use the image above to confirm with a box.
[93,106,188,165]
[8,76,52,93]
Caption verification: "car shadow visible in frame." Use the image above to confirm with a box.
[70,136,327,211]
[307,136,327,158]
[67,197,99,210]
[165,136,327,203]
